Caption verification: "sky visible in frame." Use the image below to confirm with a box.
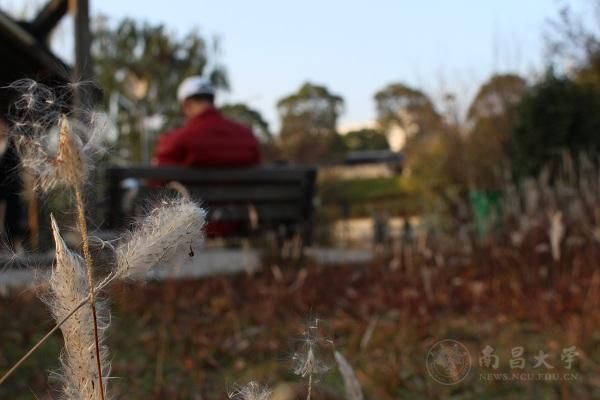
[1,0,590,130]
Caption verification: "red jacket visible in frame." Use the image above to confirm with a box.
[153,107,261,237]
[153,107,261,167]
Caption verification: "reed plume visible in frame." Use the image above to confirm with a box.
[0,79,211,398]
[8,80,106,193]
[46,215,110,400]
[292,319,332,400]
[115,198,206,280]
[7,80,109,398]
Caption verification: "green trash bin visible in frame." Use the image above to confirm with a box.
[470,190,503,237]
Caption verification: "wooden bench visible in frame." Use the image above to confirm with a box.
[104,165,317,248]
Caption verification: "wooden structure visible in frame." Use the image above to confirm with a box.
[0,1,90,251]
[105,166,318,246]
[0,0,94,106]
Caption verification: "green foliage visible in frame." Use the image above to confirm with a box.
[92,16,228,162]
[374,82,442,136]
[464,74,527,188]
[464,119,509,189]
[320,176,405,203]
[511,71,600,177]
[576,50,600,88]
[221,103,271,142]
[342,128,389,152]
[392,129,474,231]
[277,82,344,163]
[506,0,600,178]
[545,1,600,87]
[319,176,421,217]
[467,74,527,121]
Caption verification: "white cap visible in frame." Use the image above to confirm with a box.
[176,76,215,103]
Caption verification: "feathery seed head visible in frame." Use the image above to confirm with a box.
[6,79,108,192]
[115,198,206,279]
[228,382,272,400]
[56,116,88,187]
[292,318,333,379]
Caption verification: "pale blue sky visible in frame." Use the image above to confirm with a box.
[90,0,565,129]
[3,0,585,129]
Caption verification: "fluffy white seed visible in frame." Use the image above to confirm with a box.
[8,80,107,193]
[115,198,206,279]
[228,381,272,400]
[292,320,332,379]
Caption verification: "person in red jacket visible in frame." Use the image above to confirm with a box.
[153,76,261,167]
[153,76,261,237]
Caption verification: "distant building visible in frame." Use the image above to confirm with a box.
[386,123,408,152]
[320,150,402,180]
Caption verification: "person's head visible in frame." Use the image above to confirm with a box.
[177,76,215,120]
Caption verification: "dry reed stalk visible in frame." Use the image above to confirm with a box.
[59,117,106,400]
[2,80,208,399]
[548,210,565,262]
[0,294,90,386]
[75,186,105,400]
[0,200,205,387]
[334,351,364,400]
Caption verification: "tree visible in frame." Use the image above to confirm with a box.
[506,1,600,178]
[277,82,344,163]
[511,71,600,177]
[464,74,527,188]
[403,130,471,230]
[342,128,389,152]
[467,74,527,122]
[374,83,442,150]
[92,16,228,162]
[546,0,600,87]
[221,103,271,142]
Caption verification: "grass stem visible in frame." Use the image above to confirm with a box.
[74,185,105,400]
[0,295,90,386]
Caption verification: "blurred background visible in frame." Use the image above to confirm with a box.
[0,0,599,399]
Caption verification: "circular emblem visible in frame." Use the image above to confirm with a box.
[426,339,471,385]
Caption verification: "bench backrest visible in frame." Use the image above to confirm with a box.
[105,165,317,234]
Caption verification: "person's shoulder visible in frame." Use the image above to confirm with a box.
[156,126,187,146]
